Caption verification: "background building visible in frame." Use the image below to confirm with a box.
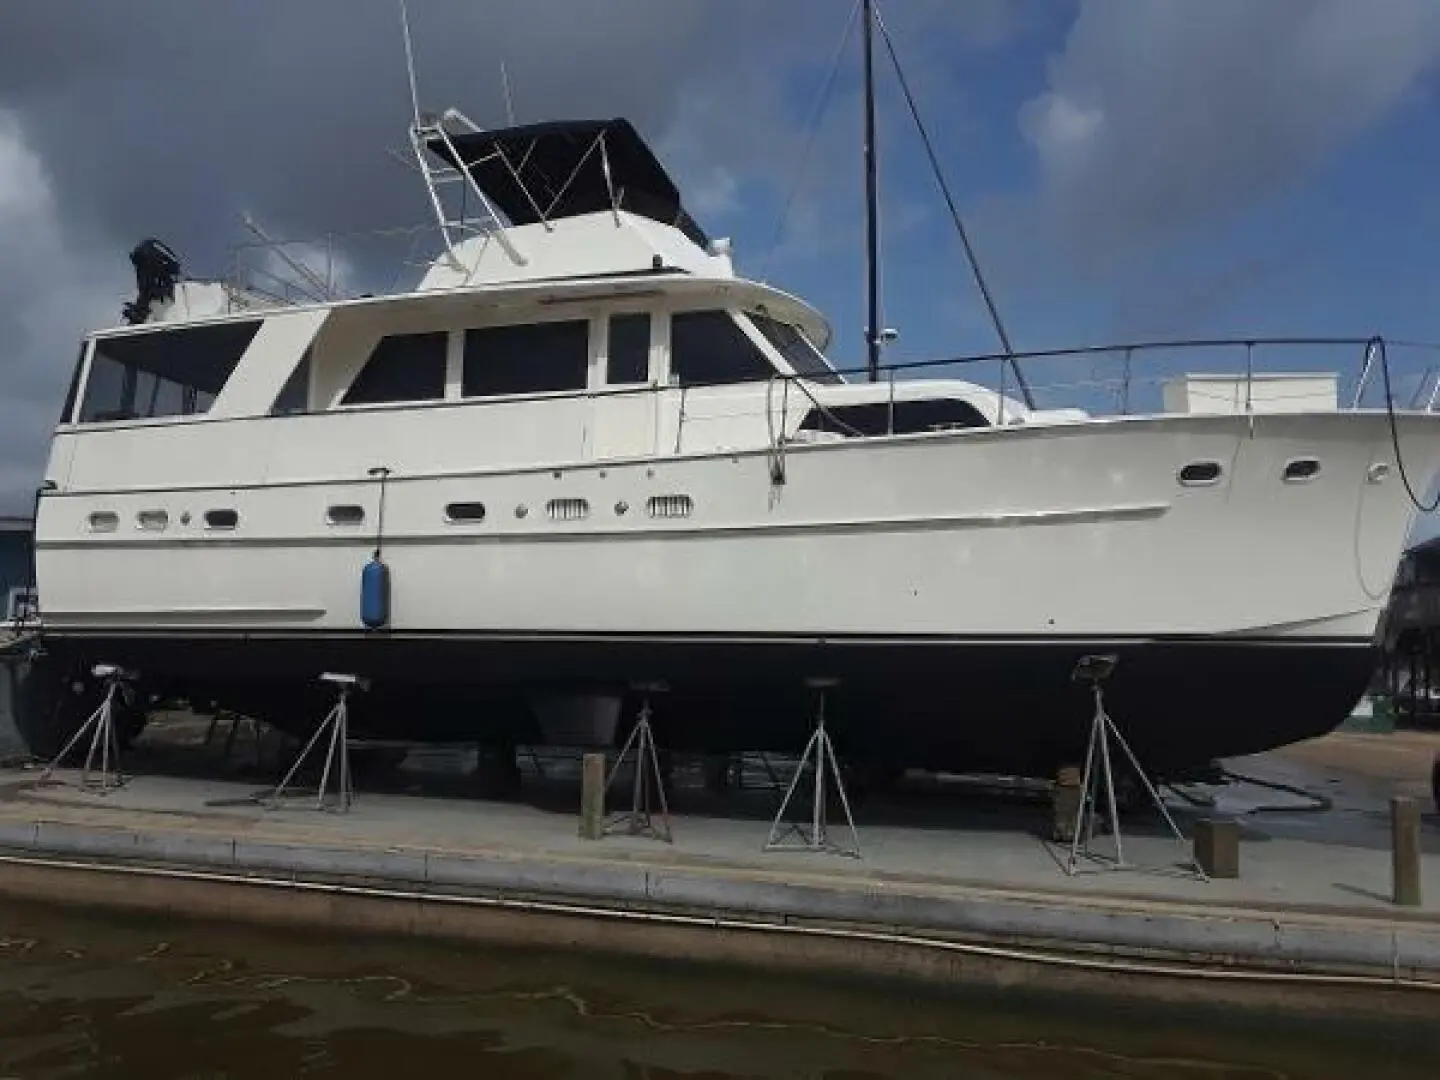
[0,516,35,623]
[1378,535,1440,729]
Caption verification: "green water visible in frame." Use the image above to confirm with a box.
[0,900,1434,1078]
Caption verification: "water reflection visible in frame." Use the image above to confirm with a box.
[0,900,1432,1078]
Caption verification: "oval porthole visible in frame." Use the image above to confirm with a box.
[87,511,119,533]
[204,509,239,530]
[1283,458,1321,484]
[445,501,487,524]
[546,498,590,522]
[1178,462,1222,487]
[136,510,169,531]
[327,504,366,526]
[648,494,694,519]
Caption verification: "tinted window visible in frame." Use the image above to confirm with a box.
[748,313,841,384]
[607,313,650,384]
[342,333,447,405]
[271,349,313,415]
[799,399,988,437]
[464,320,589,397]
[79,320,261,422]
[669,311,774,387]
[59,345,86,424]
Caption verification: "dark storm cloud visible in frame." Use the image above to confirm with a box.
[0,0,724,273]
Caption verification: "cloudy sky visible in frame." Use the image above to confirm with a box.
[3,0,1440,527]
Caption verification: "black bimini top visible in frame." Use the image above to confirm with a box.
[426,118,709,249]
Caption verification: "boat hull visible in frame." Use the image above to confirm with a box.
[26,628,1372,779]
[29,408,1439,778]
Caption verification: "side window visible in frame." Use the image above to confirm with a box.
[747,313,841,385]
[342,332,447,405]
[270,348,313,416]
[463,320,589,397]
[78,320,261,423]
[800,399,989,437]
[59,344,87,424]
[669,311,774,387]
[607,313,650,385]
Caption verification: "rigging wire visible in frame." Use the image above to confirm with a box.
[757,0,864,284]
[871,3,1035,409]
[1374,335,1440,513]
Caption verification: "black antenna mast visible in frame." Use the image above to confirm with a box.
[862,0,881,383]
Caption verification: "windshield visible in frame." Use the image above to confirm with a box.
[747,313,842,385]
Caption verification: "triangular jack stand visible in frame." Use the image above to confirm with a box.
[39,664,134,794]
[267,673,367,812]
[766,678,861,858]
[1066,655,1206,881]
[604,684,672,842]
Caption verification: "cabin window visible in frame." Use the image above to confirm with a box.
[1283,458,1321,483]
[1179,461,1223,486]
[271,349,313,415]
[59,345,87,424]
[342,332,447,405]
[669,311,775,387]
[326,504,366,526]
[445,501,487,523]
[204,509,239,530]
[747,314,841,385]
[463,320,589,397]
[78,320,261,423]
[87,511,119,533]
[799,399,988,437]
[136,510,169,531]
[607,313,651,384]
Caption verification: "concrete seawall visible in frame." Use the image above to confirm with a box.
[0,808,1438,1018]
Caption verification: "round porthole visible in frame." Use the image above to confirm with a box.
[1178,461,1222,486]
[1368,462,1392,484]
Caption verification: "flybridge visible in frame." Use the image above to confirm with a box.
[408,109,737,292]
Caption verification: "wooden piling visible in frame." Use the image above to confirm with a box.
[1052,766,1081,843]
[1391,795,1422,907]
[580,752,606,841]
[1193,818,1239,879]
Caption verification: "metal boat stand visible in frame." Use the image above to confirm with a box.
[267,673,367,813]
[765,678,861,858]
[39,664,134,794]
[1066,655,1206,880]
[604,683,672,841]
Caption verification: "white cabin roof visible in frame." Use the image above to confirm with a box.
[417,210,735,292]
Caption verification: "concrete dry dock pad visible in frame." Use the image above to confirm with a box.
[0,770,1438,995]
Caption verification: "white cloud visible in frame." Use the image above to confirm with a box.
[1019,92,1103,160]
[1022,0,1440,243]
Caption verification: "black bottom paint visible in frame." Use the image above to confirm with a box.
[17,631,1376,780]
